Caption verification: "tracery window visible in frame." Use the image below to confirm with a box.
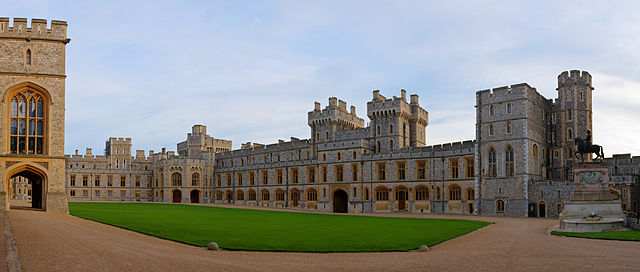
[192,172,200,186]
[375,186,389,201]
[488,147,497,177]
[171,172,182,186]
[448,184,461,200]
[415,186,429,201]
[505,146,514,177]
[9,89,45,154]
[306,188,317,201]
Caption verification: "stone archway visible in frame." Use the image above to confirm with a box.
[333,190,348,213]
[9,169,44,210]
[190,190,200,203]
[172,189,181,203]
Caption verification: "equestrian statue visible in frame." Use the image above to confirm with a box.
[574,130,604,161]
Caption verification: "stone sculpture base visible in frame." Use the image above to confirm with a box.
[559,162,624,232]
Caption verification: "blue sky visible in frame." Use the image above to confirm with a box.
[6,1,640,156]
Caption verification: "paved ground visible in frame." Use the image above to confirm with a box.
[6,202,640,272]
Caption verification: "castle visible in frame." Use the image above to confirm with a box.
[1,18,637,218]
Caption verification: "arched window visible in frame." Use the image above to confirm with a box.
[316,132,319,141]
[26,49,31,65]
[248,189,256,201]
[507,103,512,113]
[275,189,285,201]
[505,146,514,177]
[171,172,182,186]
[337,152,341,160]
[191,172,200,186]
[306,188,317,201]
[261,189,270,201]
[466,188,475,200]
[376,141,381,153]
[236,190,244,200]
[389,124,393,134]
[488,147,497,177]
[415,186,429,201]
[389,140,393,151]
[403,123,407,146]
[353,151,356,159]
[506,122,512,134]
[9,88,45,154]
[435,186,441,200]
[376,126,380,135]
[364,187,370,200]
[325,131,329,140]
[489,124,494,136]
[489,105,494,116]
[375,186,389,201]
[448,184,461,200]
[567,129,573,141]
[215,190,222,200]
[533,144,539,158]
[496,199,505,212]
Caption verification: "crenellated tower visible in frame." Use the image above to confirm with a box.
[308,97,364,156]
[367,90,428,153]
[550,70,594,179]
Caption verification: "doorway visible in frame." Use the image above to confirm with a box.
[333,190,348,213]
[528,203,537,217]
[172,190,181,203]
[396,187,408,210]
[190,190,200,203]
[291,190,300,207]
[539,201,546,218]
[10,170,43,210]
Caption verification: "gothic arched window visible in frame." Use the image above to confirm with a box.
[10,88,45,154]
[26,49,31,65]
[505,146,514,177]
[488,147,497,177]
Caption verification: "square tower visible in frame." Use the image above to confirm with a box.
[0,18,70,213]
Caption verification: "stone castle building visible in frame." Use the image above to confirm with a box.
[65,70,638,218]
[2,18,636,218]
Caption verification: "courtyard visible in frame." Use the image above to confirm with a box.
[5,202,640,271]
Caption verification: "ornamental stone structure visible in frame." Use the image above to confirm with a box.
[0,18,69,213]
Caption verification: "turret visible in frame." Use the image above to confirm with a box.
[367,90,428,153]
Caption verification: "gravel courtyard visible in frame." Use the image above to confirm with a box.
[7,203,640,272]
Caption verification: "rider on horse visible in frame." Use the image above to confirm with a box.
[585,130,592,149]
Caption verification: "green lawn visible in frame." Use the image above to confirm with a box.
[551,230,640,241]
[69,202,490,252]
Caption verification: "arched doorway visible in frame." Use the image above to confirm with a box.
[333,190,348,213]
[190,190,200,203]
[9,170,43,210]
[290,189,300,207]
[539,201,546,217]
[225,190,233,203]
[172,190,181,203]
[395,186,408,210]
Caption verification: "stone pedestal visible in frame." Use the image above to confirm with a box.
[559,162,624,232]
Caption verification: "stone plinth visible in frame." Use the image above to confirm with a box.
[559,162,624,232]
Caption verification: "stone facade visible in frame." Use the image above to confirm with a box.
[0,18,69,213]
[2,18,629,218]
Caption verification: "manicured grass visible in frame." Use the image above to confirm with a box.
[551,230,640,241]
[69,202,490,252]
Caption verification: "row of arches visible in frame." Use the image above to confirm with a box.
[169,172,201,187]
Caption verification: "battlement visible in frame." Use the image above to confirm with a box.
[107,137,132,144]
[0,17,69,42]
[308,97,364,128]
[558,70,592,87]
[367,90,428,125]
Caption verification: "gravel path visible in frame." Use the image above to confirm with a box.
[7,204,640,272]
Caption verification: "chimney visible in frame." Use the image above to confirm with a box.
[401,89,406,100]
[75,149,78,155]
[350,105,356,115]
[314,102,321,111]
[85,148,92,156]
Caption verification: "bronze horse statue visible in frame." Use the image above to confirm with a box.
[574,137,604,161]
